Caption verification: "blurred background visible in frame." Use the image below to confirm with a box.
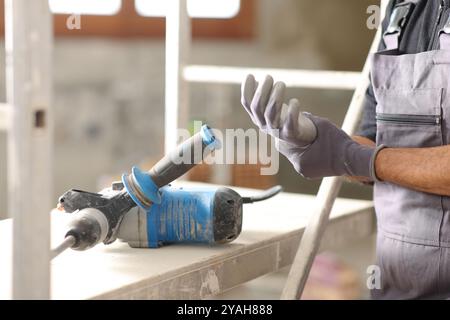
[0,0,380,299]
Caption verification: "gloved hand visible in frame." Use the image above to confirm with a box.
[241,74,383,180]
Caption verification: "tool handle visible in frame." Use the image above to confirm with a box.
[149,125,219,188]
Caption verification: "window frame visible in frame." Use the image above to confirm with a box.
[135,0,242,19]
[49,0,122,16]
[0,0,255,39]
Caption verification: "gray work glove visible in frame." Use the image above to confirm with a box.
[241,74,382,180]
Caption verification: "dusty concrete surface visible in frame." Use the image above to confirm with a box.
[0,186,374,299]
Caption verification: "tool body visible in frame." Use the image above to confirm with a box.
[57,125,219,252]
[118,185,282,248]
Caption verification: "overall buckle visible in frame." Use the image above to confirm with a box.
[441,15,450,35]
[439,14,450,50]
[384,3,413,37]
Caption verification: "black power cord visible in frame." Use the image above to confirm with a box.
[242,185,283,204]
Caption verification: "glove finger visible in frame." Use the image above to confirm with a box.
[241,74,257,111]
[280,98,301,143]
[279,103,289,129]
[297,112,318,144]
[264,81,286,130]
[241,74,258,121]
[251,75,274,127]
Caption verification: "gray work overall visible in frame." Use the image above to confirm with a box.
[371,0,450,299]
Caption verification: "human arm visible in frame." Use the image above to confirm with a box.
[240,73,450,198]
[374,146,450,196]
[241,75,450,196]
[241,74,383,181]
[338,136,450,197]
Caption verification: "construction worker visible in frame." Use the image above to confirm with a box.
[241,0,450,299]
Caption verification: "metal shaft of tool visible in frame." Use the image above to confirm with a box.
[51,235,76,260]
[280,0,388,300]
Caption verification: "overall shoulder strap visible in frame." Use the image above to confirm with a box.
[383,0,419,50]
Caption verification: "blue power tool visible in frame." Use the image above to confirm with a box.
[56,124,282,252]
[116,184,283,248]
[57,125,220,251]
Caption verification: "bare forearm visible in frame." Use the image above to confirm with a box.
[375,146,450,196]
[351,136,450,195]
